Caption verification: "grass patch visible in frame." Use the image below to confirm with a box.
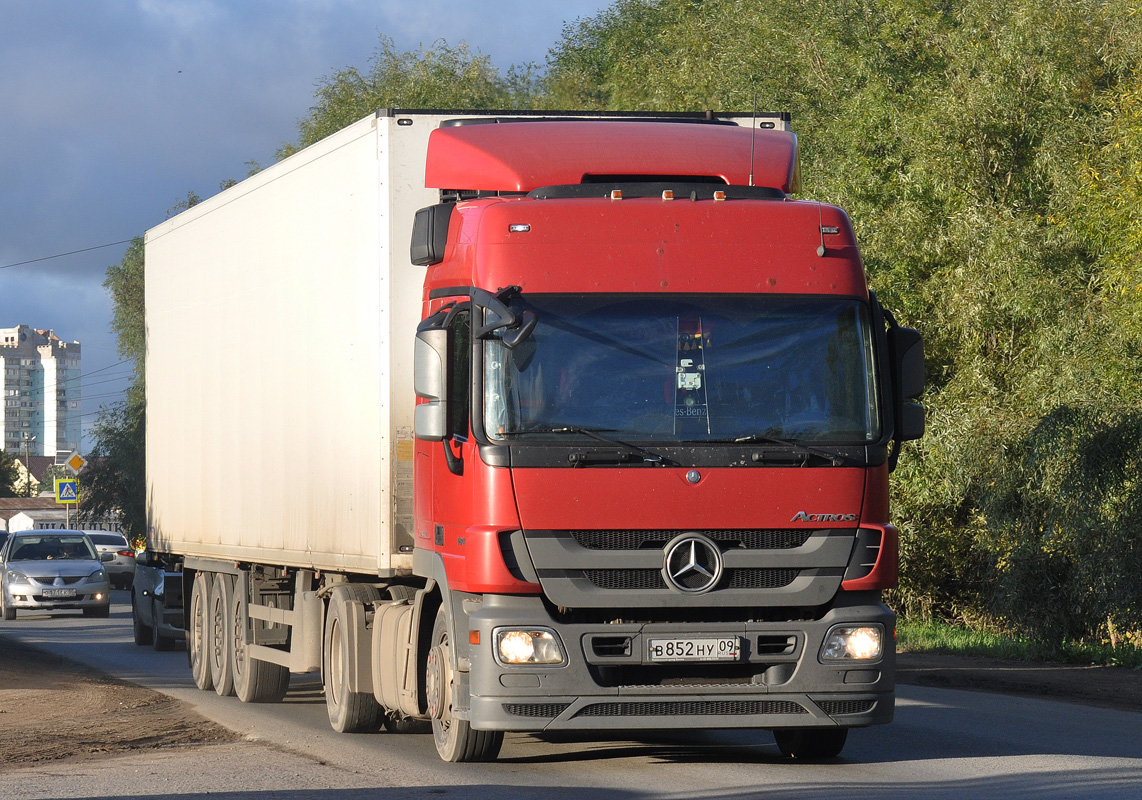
[897,618,1142,669]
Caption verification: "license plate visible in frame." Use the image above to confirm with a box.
[647,637,740,662]
[41,588,76,599]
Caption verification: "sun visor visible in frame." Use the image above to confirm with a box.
[424,120,798,194]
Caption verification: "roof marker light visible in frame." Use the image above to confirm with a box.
[662,190,674,201]
[610,189,623,200]
[509,224,531,233]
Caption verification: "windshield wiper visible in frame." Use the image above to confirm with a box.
[712,433,850,467]
[512,426,672,466]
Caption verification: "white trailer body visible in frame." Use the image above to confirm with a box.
[145,111,448,575]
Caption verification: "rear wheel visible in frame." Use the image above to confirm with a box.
[773,728,848,760]
[188,571,213,691]
[231,576,289,702]
[427,605,503,762]
[209,573,235,697]
[323,584,383,732]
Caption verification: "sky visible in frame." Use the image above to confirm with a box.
[0,0,613,451]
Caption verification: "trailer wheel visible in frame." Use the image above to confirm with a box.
[231,577,289,702]
[323,584,383,732]
[427,605,503,762]
[209,573,235,697]
[773,727,848,760]
[189,571,213,691]
[131,593,152,645]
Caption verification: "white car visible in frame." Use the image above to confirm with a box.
[83,532,136,589]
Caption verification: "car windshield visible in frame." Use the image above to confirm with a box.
[9,536,97,561]
[484,294,880,444]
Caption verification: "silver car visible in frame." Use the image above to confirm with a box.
[83,532,136,589]
[1,531,113,619]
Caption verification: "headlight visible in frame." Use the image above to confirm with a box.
[819,624,884,662]
[88,569,107,583]
[494,628,566,666]
[5,570,28,584]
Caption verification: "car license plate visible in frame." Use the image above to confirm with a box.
[41,588,76,599]
[647,637,740,662]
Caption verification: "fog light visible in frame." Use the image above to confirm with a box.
[494,628,565,666]
[820,625,883,662]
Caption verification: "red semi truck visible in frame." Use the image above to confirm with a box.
[141,110,924,762]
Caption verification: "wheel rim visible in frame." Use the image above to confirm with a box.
[328,617,343,707]
[232,595,246,682]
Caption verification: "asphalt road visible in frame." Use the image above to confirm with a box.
[2,590,1140,800]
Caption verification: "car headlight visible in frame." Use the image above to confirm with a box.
[5,570,27,584]
[494,628,566,666]
[819,624,884,662]
[88,568,107,583]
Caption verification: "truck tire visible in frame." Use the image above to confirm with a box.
[209,573,236,697]
[773,727,848,760]
[132,594,152,645]
[323,584,383,732]
[189,571,213,691]
[230,578,289,703]
[426,605,503,762]
[151,597,176,651]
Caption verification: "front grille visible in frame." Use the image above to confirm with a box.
[571,529,813,551]
[574,700,806,718]
[818,699,876,716]
[583,568,798,591]
[31,575,82,585]
[503,703,571,718]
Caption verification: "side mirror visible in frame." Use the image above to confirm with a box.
[888,326,925,443]
[890,326,925,400]
[101,552,114,563]
[414,327,450,442]
[410,204,452,267]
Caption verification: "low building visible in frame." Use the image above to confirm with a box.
[0,497,121,534]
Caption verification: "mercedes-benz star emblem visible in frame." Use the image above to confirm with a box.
[662,534,723,594]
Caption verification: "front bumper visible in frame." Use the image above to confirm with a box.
[464,594,894,732]
[4,582,111,611]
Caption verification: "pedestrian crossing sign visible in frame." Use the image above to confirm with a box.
[55,478,79,504]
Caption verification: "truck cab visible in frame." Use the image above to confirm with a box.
[409,116,924,760]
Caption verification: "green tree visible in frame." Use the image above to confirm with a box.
[543,0,1142,645]
[0,449,18,498]
[280,37,540,158]
[80,387,146,543]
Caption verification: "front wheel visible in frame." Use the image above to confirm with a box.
[773,728,848,760]
[427,605,503,762]
[2,593,15,621]
[132,594,152,645]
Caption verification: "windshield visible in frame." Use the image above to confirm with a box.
[9,535,98,561]
[484,294,880,444]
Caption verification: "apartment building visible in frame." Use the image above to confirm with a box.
[1,325,81,457]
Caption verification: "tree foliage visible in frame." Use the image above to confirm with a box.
[0,449,18,498]
[103,9,1142,647]
[279,37,541,158]
[543,0,1142,646]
